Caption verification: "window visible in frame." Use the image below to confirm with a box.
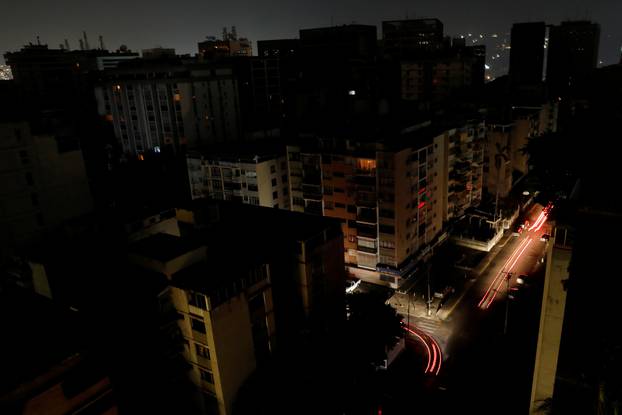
[379,225,395,234]
[283,187,289,196]
[324,201,334,210]
[270,165,276,174]
[282,174,288,183]
[334,187,344,193]
[191,317,206,334]
[335,202,346,209]
[188,292,207,310]
[200,369,214,384]
[195,344,210,360]
[273,191,278,200]
[31,193,39,207]
[25,172,34,186]
[271,178,277,186]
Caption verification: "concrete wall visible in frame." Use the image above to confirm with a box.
[529,225,571,413]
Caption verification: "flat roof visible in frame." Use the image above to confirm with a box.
[128,233,203,262]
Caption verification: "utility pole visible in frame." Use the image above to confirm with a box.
[504,272,512,335]
[426,266,432,317]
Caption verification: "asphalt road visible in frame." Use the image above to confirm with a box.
[375,203,552,414]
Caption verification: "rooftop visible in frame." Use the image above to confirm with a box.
[129,233,203,262]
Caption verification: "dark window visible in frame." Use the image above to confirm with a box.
[379,225,395,234]
[31,193,39,207]
[273,191,278,199]
[282,174,288,183]
[195,344,210,359]
[188,292,207,310]
[335,202,346,209]
[200,369,214,383]
[191,317,206,334]
[347,204,356,213]
[270,165,276,174]
[271,178,277,186]
[25,172,34,186]
[334,171,345,178]
[334,187,344,193]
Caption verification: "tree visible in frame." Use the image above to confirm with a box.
[345,292,403,368]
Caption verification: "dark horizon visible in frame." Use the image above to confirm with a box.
[1,0,621,67]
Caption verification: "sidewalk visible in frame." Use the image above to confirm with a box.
[389,291,442,320]
[436,230,514,321]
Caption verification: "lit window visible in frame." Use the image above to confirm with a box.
[348,90,356,96]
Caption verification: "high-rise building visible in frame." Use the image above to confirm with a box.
[285,119,483,287]
[382,19,445,58]
[546,21,600,96]
[128,232,274,415]
[509,22,546,86]
[198,27,252,60]
[297,25,378,127]
[257,39,300,58]
[4,44,138,122]
[128,200,345,414]
[94,59,241,155]
[186,145,290,209]
[0,121,93,259]
[530,221,572,413]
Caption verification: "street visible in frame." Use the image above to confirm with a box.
[376,202,552,414]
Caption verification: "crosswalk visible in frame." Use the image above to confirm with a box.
[411,317,442,334]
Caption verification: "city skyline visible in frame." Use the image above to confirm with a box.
[1,0,621,68]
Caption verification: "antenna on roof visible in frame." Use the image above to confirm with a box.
[36,35,41,46]
[64,39,70,50]
[83,31,90,50]
[79,38,84,50]
[99,35,105,50]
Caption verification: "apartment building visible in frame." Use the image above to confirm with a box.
[94,59,241,156]
[128,232,274,415]
[0,121,92,259]
[187,148,290,209]
[127,200,344,414]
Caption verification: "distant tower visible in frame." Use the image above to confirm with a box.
[36,35,41,46]
[222,27,228,41]
[99,35,105,50]
[79,39,84,50]
[231,25,238,40]
[509,22,546,85]
[59,43,64,50]
[64,39,70,50]
[83,31,90,50]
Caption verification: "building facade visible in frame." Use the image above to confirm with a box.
[286,124,452,287]
[94,60,241,156]
[186,150,290,209]
[509,22,546,86]
[0,122,92,259]
[546,21,601,96]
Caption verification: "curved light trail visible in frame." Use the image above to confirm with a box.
[404,324,443,376]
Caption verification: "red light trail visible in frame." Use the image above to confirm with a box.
[404,325,443,376]
[478,237,530,308]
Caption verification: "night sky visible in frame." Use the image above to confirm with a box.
[2,0,621,68]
